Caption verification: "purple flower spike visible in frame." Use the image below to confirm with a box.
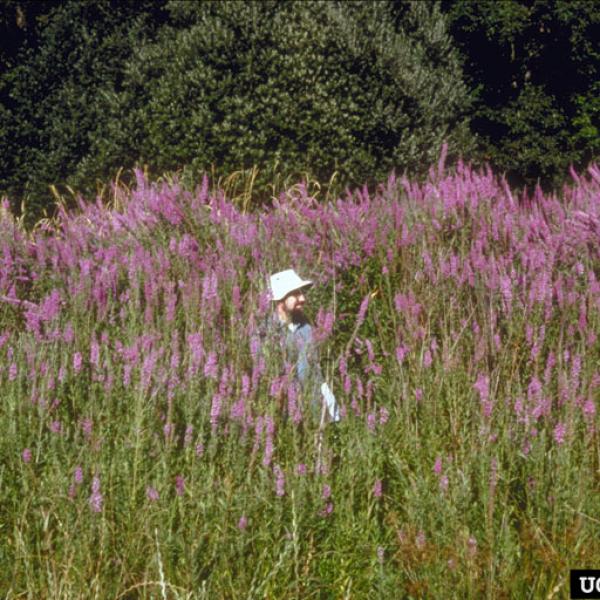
[21,448,32,463]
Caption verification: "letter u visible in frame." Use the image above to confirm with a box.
[580,577,594,594]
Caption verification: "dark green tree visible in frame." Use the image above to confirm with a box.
[443,0,600,189]
[81,0,473,199]
[1,0,474,221]
[0,0,169,222]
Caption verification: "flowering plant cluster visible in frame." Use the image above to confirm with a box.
[1,156,599,597]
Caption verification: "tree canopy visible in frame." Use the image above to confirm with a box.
[0,0,598,223]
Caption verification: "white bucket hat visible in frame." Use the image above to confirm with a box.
[270,269,313,301]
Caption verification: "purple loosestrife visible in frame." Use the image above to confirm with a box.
[553,422,567,445]
[314,308,334,343]
[230,398,245,421]
[364,339,382,375]
[210,393,222,431]
[287,381,302,424]
[474,373,492,417]
[378,406,389,426]
[73,352,83,374]
[74,465,83,484]
[88,476,103,513]
[21,448,32,463]
[262,417,275,468]
[395,344,409,365]
[175,475,185,497]
[356,294,370,327]
[253,417,264,455]
[90,336,100,369]
[367,413,376,433]
[423,349,432,369]
[273,464,285,497]
[187,332,204,378]
[80,418,93,439]
[204,351,218,379]
[373,479,383,498]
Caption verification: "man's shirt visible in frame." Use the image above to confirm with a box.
[257,313,339,422]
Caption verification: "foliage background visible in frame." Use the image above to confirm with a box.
[1,0,598,224]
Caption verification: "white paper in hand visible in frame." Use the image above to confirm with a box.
[321,382,340,422]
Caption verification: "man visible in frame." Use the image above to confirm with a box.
[266,269,340,423]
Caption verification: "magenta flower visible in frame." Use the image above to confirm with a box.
[553,422,566,445]
[467,536,478,558]
[203,351,218,379]
[184,425,194,447]
[474,373,489,403]
[583,400,596,418]
[367,413,376,432]
[73,352,83,373]
[423,349,432,368]
[88,476,103,513]
[175,475,185,497]
[80,418,93,439]
[373,479,382,498]
[322,484,332,500]
[320,502,334,517]
[74,466,83,484]
[146,486,159,502]
[262,417,275,468]
[296,463,307,476]
[237,515,248,531]
[273,465,285,497]
[21,448,32,463]
[378,407,389,426]
[356,294,370,325]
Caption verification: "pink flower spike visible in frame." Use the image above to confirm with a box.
[21,448,32,463]
[373,479,382,498]
[553,422,566,445]
[175,475,185,497]
[74,466,83,484]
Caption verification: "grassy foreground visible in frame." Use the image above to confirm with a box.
[2,160,600,598]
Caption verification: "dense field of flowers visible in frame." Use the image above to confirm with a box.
[2,156,600,598]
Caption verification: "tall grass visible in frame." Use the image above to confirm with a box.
[1,157,600,598]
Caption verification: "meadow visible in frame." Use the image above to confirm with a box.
[1,154,600,598]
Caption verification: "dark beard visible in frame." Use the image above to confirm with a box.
[290,308,308,325]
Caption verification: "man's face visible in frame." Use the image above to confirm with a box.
[281,288,306,320]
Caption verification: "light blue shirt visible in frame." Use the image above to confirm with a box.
[257,314,339,421]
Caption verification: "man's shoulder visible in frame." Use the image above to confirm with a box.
[293,320,313,340]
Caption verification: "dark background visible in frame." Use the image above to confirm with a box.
[1,0,598,225]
